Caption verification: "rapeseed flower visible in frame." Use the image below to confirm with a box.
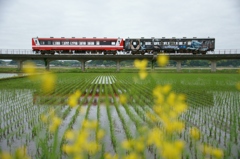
[119,94,127,104]
[157,54,169,67]
[134,59,148,70]
[68,90,81,107]
[190,127,201,140]
[41,71,56,93]
[134,59,148,80]
[23,61,36,75]
[236,82,240,90]
[49,116,62,132]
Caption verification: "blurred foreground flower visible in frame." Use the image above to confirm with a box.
[0,146,31,159]
[201,145,223,159]
[68,90,82,107]
[119,94,127,104]
[23,61,36,75]
[41,71,56,93]
[157,54,169,67]
[134,59,148,80]
[190,127,201,140]
[62,120,104,158]
[134,59,148,70]
[236,82,240,90]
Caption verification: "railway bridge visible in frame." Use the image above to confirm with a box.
[0,49,240,72]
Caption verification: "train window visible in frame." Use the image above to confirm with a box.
[88,42,94,45]
[163,42,167,45]
[96,41,100,45]
[47,41,52,45]
[79,42,86,45]
[63,41,69,45]
[179,42,183,45]
[54,41,61,45]
[154,42,159,45]
[71,41,78,45]
[145,42,151,45]
[111,42,116,45]
[188,41,191,45]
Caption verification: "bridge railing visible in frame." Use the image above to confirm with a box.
[207,49,239,54]
[0,49,34,54]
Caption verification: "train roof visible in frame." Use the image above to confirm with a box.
[125,37,215,40]
[33,37,215,40]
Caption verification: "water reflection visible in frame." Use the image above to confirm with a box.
[0,73,24,79]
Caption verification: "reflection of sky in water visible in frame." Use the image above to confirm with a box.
[0,73,24,79]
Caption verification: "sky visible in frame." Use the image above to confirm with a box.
[0,0,239,49]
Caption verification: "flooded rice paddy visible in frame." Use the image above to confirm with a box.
[0,73,239,158]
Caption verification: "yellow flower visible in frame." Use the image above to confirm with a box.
[41,72,56,93]
[97,129,105,140]
[82,120,97,129]
[119,94,127,104]
[86,142,100,155]
[190,127,200,140]
[162,85,171,94]
[65,130,75,140]
[23,61,36,75]
[139,70,148,80]
[104,153,118,159]
[212,148,223,158]
[124,152,139,159]
[236,82,240,90]
[68,90,81,107]
[135,141,144,152]
[49,116,62,132]
[62,144,72,154]
[122,140,132,150]
[134,59,148,70]
[0,152,12,159]
[157,54,169,67]
[40,114,48,123]
[15,147,30,159]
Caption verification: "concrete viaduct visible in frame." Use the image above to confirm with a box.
[0,54,240,72]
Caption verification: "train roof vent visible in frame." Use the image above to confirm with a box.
[183,37,186,39]
[141,37,144,39]
[104,37,107,38]
[72,37,75,38]
[83,37,86,38]
[50,37,54,38]
[93,37,96,38]
[61,37,64,38]
[193,37,197,38]
[162,37,165,39]
[172,37,176,39]
[151,37,154,39]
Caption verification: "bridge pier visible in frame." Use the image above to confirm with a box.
[211,60,217,72]
[176,60,182,72]
[80,60,85,72]
[17,60,24,71]
[44,59,51,71]
[116,60,120,72]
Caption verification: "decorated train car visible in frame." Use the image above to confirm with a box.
[32,37,215,55]
[124,37,215,54]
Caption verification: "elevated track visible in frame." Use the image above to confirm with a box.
[0,49,240,72]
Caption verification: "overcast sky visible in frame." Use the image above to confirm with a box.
[0,0,239,49]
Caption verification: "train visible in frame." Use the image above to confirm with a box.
[32,37,215,55]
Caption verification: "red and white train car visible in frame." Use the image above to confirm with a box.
[32,37,124,55]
